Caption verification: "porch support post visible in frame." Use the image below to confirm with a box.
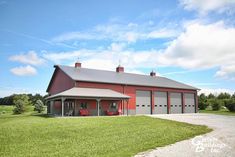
[50,100,54,114]
[167,92,171,114]
[96,99,101,116]
[121,100,124,115]
[61,97,65,117]
[125,99,129,116]
[182,93,185,113]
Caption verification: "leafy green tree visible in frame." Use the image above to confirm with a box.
[198,93,208,110]
[0,94,15,105]
[199,93,207,100]
[224,99,235,112]
[211,99,222,111]
[232,93,235,99]
[34,99,45,113]
[29,94,44,105]
[208,93,215,99]
[217,92,231,99]
[13,94,31,114]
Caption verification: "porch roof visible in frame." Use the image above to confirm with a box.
[46,87,130,100]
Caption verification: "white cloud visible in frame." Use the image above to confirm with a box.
[52,22,178,43]
[147,29,178,38]
[42,49,96,64]
[44,49,158,69]
[10,65,37,76]
[215,64,235,80]
[159,21,235,80]
[109,43,126,52]
[180,0,235,14]
[162,70,194,75]
[45,21,235,81]
[52,32,102,42]
[9,51,45,66]
[199,88,235,96]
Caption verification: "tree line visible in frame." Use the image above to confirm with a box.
[0,94,46,106]
[199,92,235,112]
[0,94,48,114]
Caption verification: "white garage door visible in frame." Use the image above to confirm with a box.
[185,93,195,113]
[136,90,151,114]
[154,91,167,114]
[170,93,182,114]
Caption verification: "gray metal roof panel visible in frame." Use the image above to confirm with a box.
[58,65,198,90]
[47,87,130,99]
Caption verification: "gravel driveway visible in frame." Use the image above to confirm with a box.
[135,113,235,157]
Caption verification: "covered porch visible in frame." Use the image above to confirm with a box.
[46,87,130,116]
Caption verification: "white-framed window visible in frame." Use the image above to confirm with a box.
[81,102,88,109]
[110,102,117,109]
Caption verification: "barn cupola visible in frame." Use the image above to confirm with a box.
[150,70,156,77]
[75,60,81,68]
[116,65,124,73]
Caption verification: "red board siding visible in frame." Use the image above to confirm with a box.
[76,81,197,111]
[48,69,74,95]
[76,99,97,109]
[77,82,136,109]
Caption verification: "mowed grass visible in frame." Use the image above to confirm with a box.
[0,105,36,115]
[0,105,14,115]
[199,108,235,116]
[0,113,212,157]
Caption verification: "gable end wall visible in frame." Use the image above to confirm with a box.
[47,68,75,95]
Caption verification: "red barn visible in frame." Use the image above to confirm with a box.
[46,62,199,116]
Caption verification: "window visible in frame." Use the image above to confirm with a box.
[179,105,182,107]
[192,105,195,107]
[189,105,191,107]
[81,102,87,109]
[147,105,150,107]
[185,105,187,107]
[160,105,162,107]
[164,105,167,107]
[110,102,117,109]
[142,105,145,107]
[155,105,157,107]
[171,105,173,107]
[136,105,140,107]
[175,105,177,107]
[65,101,74,110]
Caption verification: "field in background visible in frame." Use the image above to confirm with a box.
[199,108,235,116]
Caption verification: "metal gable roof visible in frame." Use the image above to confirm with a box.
[46,87,130,99]
[57,65,199,90]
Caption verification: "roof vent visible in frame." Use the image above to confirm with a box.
[75,62,81,68]
[75,58,81,68]
[116,65,124,73]
[150,70,156,77]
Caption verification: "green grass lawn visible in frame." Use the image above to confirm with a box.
[0,105,36,115]
[0,105,14,115]
[199,108,235,116]
[0,111,212,157]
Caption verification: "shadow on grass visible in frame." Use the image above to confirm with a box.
[31,113,54,118]
[0,113,54,120]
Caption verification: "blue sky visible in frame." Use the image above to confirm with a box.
[1,0,235,97]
